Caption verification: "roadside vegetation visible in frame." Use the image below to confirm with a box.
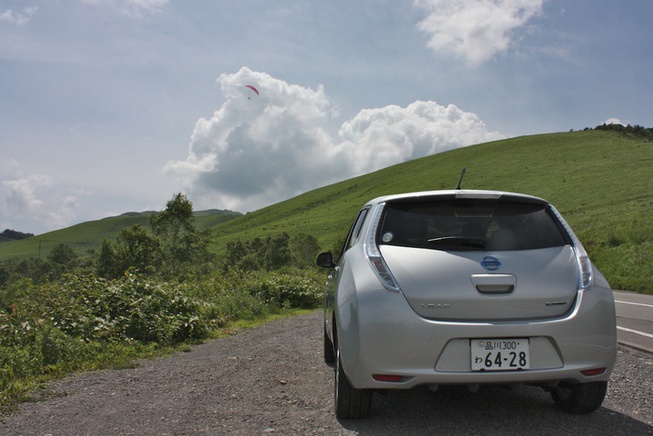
[0,194,323,412]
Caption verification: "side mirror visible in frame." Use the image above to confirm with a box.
[316,252,336,268]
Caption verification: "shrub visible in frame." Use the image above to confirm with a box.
[243,268,323,309]
[40,274,210,344]
[0,268,323,411]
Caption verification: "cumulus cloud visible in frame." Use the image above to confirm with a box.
[165,67,341,212]
[337,102,504,174]
[1,163,79,234]
[166,68,504,213]
[0,6,38,26]
[602,118,626,126]
[414,0,544,66]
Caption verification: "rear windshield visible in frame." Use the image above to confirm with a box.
[378,198,568,251]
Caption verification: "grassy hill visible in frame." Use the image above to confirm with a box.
[211,129,650,244]
[208,129,653,292]
[0,209,241,261]
[2,129,651,292]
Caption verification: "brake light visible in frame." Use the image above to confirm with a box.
[574,247,593,290]
[373,374,406,382]
[550,206,593,290]
[581,368,606,376]
[365,204,401,293]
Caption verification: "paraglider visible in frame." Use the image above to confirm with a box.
[245,85,259,98]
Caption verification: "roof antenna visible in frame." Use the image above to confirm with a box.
[456,167,467,190]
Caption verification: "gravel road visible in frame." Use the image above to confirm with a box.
[1,310,652,435]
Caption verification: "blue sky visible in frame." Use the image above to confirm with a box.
[1,0,652,234]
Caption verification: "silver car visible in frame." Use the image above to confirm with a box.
[317,189,617,419]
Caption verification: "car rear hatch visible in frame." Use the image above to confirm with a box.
[379,245,579,321]
[371,192,581,321]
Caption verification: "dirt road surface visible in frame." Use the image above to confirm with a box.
[1,310,652,435]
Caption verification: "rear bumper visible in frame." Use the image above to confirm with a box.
[337,285,617,390]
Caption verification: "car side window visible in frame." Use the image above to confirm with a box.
[338,208,369,259]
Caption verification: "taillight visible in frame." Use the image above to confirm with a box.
[550,206,593,291]
[373,374,407,382]
[581,368,606,376]
[365,203,401,293]
[574,246,593,290]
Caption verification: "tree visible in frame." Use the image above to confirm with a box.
[14,257,59,284]
[117,224,161,274]
[48,243,78,267]
[223,233,294,271]
[93,193,214,278]
[224,239,261,271]
[0,264,9,288]
[1,229,34,240]
[225,240,248,269]
[150,193,194,241]
[262,233,291,270]
[149,193,213,277]
[290,233,320,268]
[96,239,122,279]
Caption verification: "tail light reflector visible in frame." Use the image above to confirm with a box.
[581,368,606,376]
[373,374,406,382]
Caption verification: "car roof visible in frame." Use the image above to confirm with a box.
[365,190,550,207]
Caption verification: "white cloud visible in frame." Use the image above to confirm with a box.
[414,0,544,66]
[3,175,49,214]
[1,165,80,234]
[165,67,341,212]
[602,118,626,126]
[0,6,38,26]
[337,102,504,174]
[166,68,505,213]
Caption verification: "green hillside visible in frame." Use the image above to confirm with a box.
[2,129,651,292]
[211,129,650,244]
[209,129,653,292]
[0,210,241,261]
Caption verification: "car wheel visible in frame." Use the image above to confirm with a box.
[324,327,336,367]
[335,348,372,419]
[550,381,608,414]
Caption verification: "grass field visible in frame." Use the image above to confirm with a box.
[2,129,652,292]
[0,210,241,261]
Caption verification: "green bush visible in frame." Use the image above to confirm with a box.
[0,268,323,411]
[30,274,208,345]
[244,269,323,309]
[182,275,267,324]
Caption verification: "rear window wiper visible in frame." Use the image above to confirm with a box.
[427,236,487,249]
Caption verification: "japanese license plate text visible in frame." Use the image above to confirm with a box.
[471,338,530,371]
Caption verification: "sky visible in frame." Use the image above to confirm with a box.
[1,0,652,235]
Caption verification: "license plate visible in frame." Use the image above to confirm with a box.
[471,338,530,371]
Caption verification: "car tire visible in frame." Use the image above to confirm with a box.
[335,348,372,419]
[324,327,336,367]
[550,381,608,414]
